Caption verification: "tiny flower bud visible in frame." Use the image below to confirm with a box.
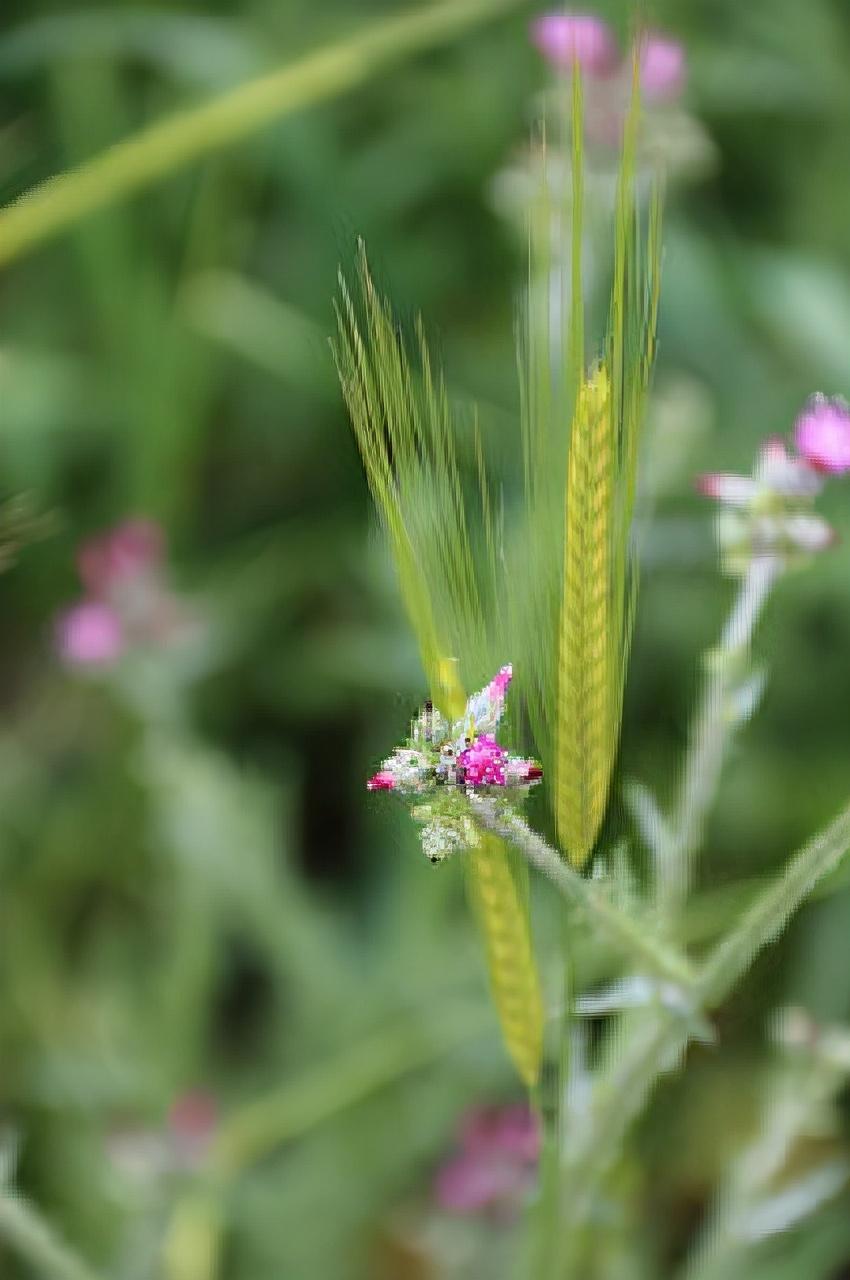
[793,395,850,475]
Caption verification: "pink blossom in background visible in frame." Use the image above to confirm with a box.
[794,396,850,475]
[77,518,164,598]
[695,472,761,506]
[637,31,686,102]
[696,435,824,508]
[168,1090,218,1167]
[461,1104,541,1163]
[57,516,194,668]
[106,1089,219,1183]
[435,1104,540,1216]
[530,13,618,76]
[57,601,125,667]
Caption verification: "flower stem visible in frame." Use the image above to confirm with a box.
[657,556,780,917]
[470,801,696,988]
[0,1189,103,1280]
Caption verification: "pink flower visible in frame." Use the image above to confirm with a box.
[696,438,822,508]
[366,770,396,792]
[637,31,686,102]
[461,1104,541,1163]
[530,13,618,76]
[57,517,194,669]
[77,518,164,598]
[168,1090,218,1167]
[794,396,850,475]
[57,601,125,666]
[106,1089,218,1183]
[435,1105,540,1216]
[459,733,507,786]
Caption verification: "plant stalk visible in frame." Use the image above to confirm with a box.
[0,0,527,268]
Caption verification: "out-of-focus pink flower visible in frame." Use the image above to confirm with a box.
[458,733,508,786]
[696,472,761,506]
[461,1104,541,1163]
[58,517,194,669]
[366,770,396,792]
[77,518,164,598]
[794,396,850,475]
[57,601,125,666]
[637,31,686,102]
[435,1104,540,1216]
[696,438,822,508]
[168,1090,218,1166]
[696,431,842,568]
[106,1089,219,1184]
[530,13,618,76]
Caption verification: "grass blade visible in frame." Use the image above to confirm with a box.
[0,0,527,268]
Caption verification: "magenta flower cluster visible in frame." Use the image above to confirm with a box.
[435,1104,540,1217]
[531,11,686,102]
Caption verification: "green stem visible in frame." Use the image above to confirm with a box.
[657,557,780,917]
[0,1189,103,1280]
[0,0,527,268]
[700,799,850,1004]
[471,801,696,988]
[558,795,850,1276]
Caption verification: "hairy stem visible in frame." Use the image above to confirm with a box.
[558,795,850,1275]
[657,556,780,917]
[471,801,696,987]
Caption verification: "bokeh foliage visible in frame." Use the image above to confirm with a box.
[1,1,850,1277]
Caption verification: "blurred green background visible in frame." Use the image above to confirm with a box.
[1,1,850,1277]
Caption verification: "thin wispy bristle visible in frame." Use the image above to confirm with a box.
[333,249,543,1086]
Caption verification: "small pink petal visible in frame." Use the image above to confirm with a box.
[637,32,686,102]
[57,602,125,666]
[793,395,850,475]
[695,473,759,506]
[530,13,618,76]
[366,770,395,792]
